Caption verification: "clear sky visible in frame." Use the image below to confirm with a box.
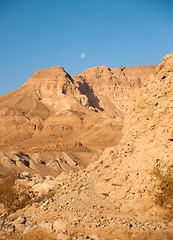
[0,0,173,95]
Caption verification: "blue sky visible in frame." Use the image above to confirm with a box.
[0,0,173,95]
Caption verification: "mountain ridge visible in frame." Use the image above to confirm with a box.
[0,64,155,176]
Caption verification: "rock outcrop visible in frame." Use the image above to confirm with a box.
[74,65,155,116]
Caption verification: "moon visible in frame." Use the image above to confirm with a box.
[80,53,86,59]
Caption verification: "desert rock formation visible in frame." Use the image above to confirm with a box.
[0,54,172,239]
[74,65,154,115]
[0,65,154,176]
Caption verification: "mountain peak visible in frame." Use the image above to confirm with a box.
[25,66,71,84]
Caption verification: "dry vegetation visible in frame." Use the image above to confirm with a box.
[0,175,32,213]
[152,166,173,216]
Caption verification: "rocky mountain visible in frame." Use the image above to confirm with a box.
[0,54,172,239]
[0,65,154,176]
[74,65,154,115]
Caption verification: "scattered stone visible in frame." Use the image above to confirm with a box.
[20,171,31,179]
[56,231,71,240]
[39,221,54,233]
[53,219,68,233]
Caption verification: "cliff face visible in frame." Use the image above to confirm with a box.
[0,64,154,176]
[74,65,155,115]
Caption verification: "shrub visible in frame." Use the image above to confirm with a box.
[152,166,173,213]
[0,175,32,213]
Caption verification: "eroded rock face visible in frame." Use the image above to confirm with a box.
[0,64,154,176]
[74,65,155,115]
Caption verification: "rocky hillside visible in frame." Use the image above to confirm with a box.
[0,65,154,176]
[87,53,173,214]
[0,54,172,240]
